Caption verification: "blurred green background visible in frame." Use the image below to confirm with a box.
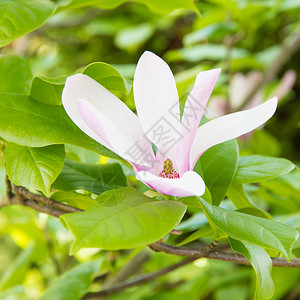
[0,1,300,299]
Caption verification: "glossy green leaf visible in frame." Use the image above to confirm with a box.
[197,197,298,260]
[52,159,127,194]
[60,187,187,253]
[51,191,94,210]
[0,0,55,48]
[0,93,119,159]
[199,139,239,205]
[39,260,102,300]
[30,76,66,105]
[229,238,274,300]
[57,0,198,15]
[0,55,32,94]
[234,155,295,184]
[4,144,65,196]
[227,184,272,219]
[83,62,129,97]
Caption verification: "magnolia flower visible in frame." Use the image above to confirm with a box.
[62,51,277,197]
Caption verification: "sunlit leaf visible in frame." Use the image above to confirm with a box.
[229,238,274,300]
[0,55,32,94]
[30,76,66,105]
[57,0,198,15]
[197,197,298,260]
[0,0,55,48]
[4,143,65,195]
[60,187,186,253]
[234,155,295,184]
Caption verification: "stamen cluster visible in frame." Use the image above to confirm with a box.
[158,159,180,179]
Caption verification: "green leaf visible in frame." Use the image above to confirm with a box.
[227,184,272,219]
[30,76,66,105]
[57,0,198,15]
[52,159,127,194]
[0,55,32,94]
[0,0,55,48]
[0,243,34,291]
[197,197,299,260]
[250,130,281,157]
[4,144,65,196]
[51,191,94,210]
[234,155,295,184]
[39,260,102,300]
[165,44,248,63]
[0,93,119,159]
[115,23,154,52]
[60,187,187,252]
[229,238,274,300]
[83,62,129,98]
[177,224,213,246]
[199,139,239,205]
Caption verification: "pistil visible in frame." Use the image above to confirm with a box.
[158,159,180,179]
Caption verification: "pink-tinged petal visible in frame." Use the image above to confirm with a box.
[136,170,205,197]
[271,70,296,100]
[133,51,181,164]
[176,68,221,174]
[63,74,154,167]
[229,71,262,109]
[189,97,278,169]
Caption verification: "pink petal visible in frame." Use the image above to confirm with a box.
[63,74,154,167]
[176,68,221,174]
[136,170,205,197]
[189,97,278,169]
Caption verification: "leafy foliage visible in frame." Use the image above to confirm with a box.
[0,0,54,47]
[0,0,299,299]
[4,144,65,196]
[52,158,127,194]
[61,187,186,252]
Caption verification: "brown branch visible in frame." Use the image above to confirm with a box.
[149,242,300,268]
[4,180,300,270]
[5,175,13,201]
[83,257,196,299]
[236,32,300,111]
[12,185,82,213]
[11,195,65,217]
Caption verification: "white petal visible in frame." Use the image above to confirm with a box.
[133,51,181,160]
[62,74,154,166]
[176,68,221,174]
[136,170,205,197]
[190,97,278,169]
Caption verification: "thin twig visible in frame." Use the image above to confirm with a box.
[149,242,300,268]
[15,196,64,217]
[83,258,196,299]
[12,185,82,213]
[204,240,219,253]
[103,250,150,289]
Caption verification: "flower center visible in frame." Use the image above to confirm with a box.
[158,159,180,179]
